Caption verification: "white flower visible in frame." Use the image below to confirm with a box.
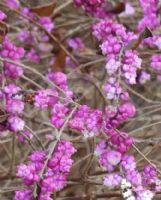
[121,179,132,189]
[127,196,136,200]
[121,179,136,200]
[123,189,133,198]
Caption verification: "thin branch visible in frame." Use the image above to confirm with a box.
[34,105,78,198]
[0,2,78,65]
[52,0,73,16]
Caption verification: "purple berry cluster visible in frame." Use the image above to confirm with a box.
[0,0,161,200]
[93,19,141,85]
[74,0,104,13]
[0,37,25,79]
[96,138,161,199]
[15,140,76,200]
[138,0,159,31]
[68,105,102,137]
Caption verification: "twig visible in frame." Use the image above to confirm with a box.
[67,57,105,77]
[0,56,79,106]
[52,0,73,16]
[115,128,161,176]
[34,105,78,198]
[122,81,161,104]
[0,2,78,65]
[129,121,161,135]
[25,125,44,150]
[8,135,16,176]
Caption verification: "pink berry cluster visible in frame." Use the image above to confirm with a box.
[47,72,74,128]
[6,0,54,34]
[143,35,161,50]
[14,140,76,200]
[90,5,161,199]
[93,20,141,85]
[73,0,118,18]
[74,0,104,13]
[35,81,103,135]
[0,36,26,136]
[140,34,161,81]
[138,0,159,31]
[96,139,161,199]
[0,37,25,79]
[67,37,85,50]
[0,81,33,141]
[27,48,40,64]
[0,0,161,199]
[5,0,19,9]
[104,102,136,131]
[103,77,129,100]
[38,17,54,33]
[138,70,151,84]
[68,105,102,137]
[9,1,54,64]
[3,84,25,132]
[151,54,161,72]
[0,10,6,20]
[65,37,85,68]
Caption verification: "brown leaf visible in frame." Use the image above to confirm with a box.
[108,2,125,14]
[30,1,56,16]
[52,48,66,72]
[50,28,67,72]
[0,21,9,43]
[127,27,153,50]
